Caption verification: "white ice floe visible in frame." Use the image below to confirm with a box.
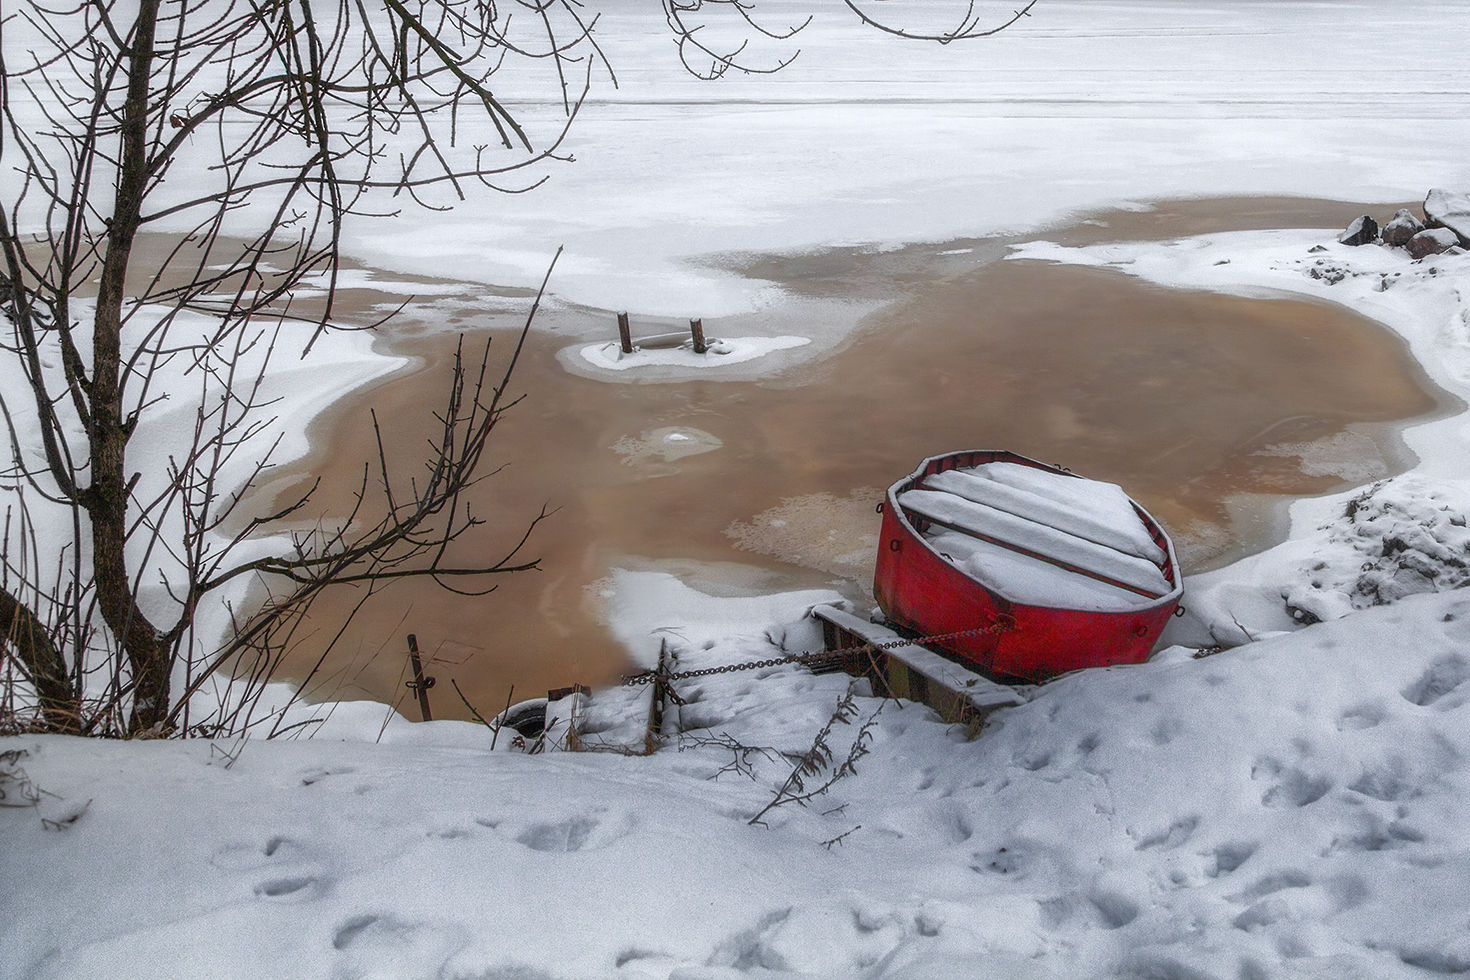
[573,335,811,373]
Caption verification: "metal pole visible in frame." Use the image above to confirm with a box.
[406,633,435,722]
[617,311,633,354]
[689,317,707,354]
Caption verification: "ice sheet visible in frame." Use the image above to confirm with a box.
[924,466,1165,563]
[329,2,1470,322]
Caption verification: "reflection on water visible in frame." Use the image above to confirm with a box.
[267,198,1447,718]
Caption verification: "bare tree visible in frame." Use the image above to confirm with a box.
[0,0,1036,738]
[662,0,1038,77]
[0,0,608,736]
[839,0,1037,43]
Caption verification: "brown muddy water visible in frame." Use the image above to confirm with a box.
[260,197,1449,719]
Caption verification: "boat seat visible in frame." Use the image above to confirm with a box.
[923,466,1164,563]
[896,487,1170,597]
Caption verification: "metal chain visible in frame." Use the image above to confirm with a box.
[620,618,1013,687]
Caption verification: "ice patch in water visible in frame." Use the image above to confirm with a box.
[572,335,810,374]
[611,426,723,465]
[725,489,884,581]
[1256,428,1390,482]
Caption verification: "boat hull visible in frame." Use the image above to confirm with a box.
[873,450,1183,682]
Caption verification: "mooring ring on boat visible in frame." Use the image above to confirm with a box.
[889,539,901,552]
[875,502,885,513]
[1174,605,1187,617]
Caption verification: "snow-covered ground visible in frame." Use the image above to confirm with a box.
[8,1,1470,978]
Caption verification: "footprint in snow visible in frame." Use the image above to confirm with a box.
[1227,869,1311,905]
[209,835,300,871]
[1401,654,1470,707]
[1130,815,1198,851]
[1336,701,1387,731]
[1252,757,1332,808]
[512,810,635,852]
[1207,841,1257,878]
[331,914,467,976]
[254,876,316,900]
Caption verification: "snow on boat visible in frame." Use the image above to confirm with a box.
[874,450,1183,681]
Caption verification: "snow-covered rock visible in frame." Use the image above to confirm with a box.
[1337,214,1377,246]
[1381,208,1424,247]
[1407,227,1460,260]
[1424,188,1470,247]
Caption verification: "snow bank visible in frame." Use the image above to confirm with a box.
[8,580,1470,979]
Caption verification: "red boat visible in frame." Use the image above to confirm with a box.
[873,450,1182,682]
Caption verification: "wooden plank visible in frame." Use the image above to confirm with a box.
[810,605,1027,727]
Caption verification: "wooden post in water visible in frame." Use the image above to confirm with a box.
[649,638,669,737]
[405,634,436,722]
[617,311,633,354]
[689,317,707,354]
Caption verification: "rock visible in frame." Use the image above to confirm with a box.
[1424,188,1470,247]
[1381,208,1425,247]
[1338,214,1378,246]
[1406,227,1459,260]
[1308,244,1328,253]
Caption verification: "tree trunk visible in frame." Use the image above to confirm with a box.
[89,0,170,735]
[0,588,78,731]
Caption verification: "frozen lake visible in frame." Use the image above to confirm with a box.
[340,0,1470,322]
[267,199,1447,716]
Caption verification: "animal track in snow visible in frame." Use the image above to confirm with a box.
[516,816,600,852]
[1336,701,1387,731]
[1401,654,1470,707]
[1131,815,1199,851]
[299,766,356,786]
[1016,750,1052,772]
[1329,812,1426,853]
[1039,892,1140,932]
[511,810,634,853]
[1208,841,1257,878]
[1252,758,1332,808]
[333,915,382,950]
[254,876,315,899]
[1348,762,1423,802]
[330,913,465,974]
[1088,892,1140,930]
[1228,869,1311,905]
[1397,947,1470,974]
[970,844,1026,878]
[209,835,302,872]
[705,907,793,972]
[943,806,975,844]
[1149,717,1185,746]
